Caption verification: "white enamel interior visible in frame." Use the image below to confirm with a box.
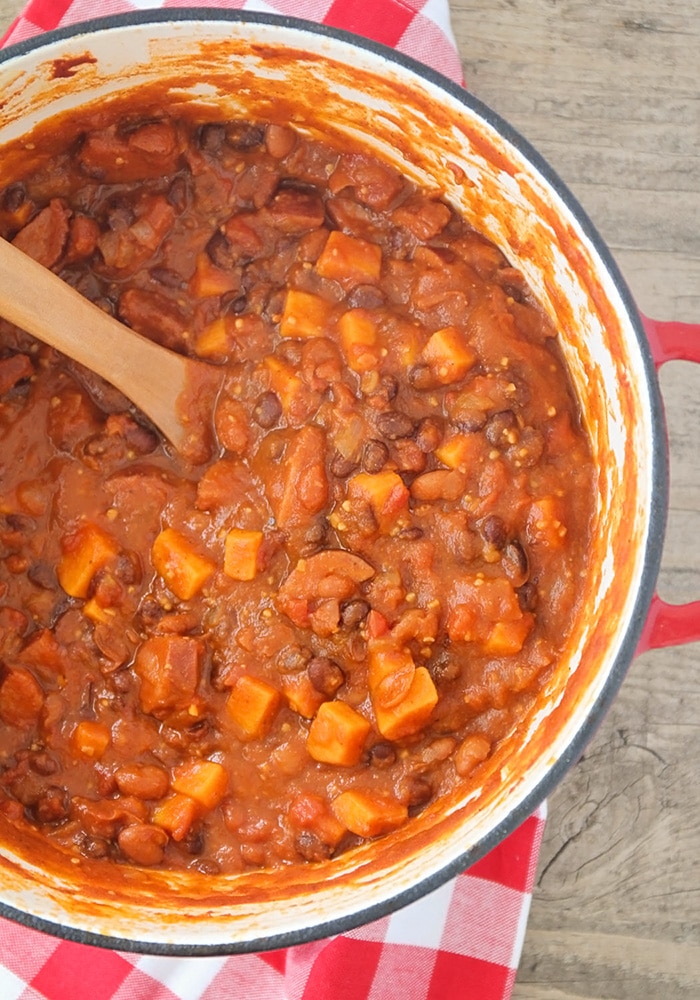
[0,15,660,950]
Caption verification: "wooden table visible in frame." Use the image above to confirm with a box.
[1,2,698,997]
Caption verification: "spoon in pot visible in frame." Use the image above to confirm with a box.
[0,237,223,463]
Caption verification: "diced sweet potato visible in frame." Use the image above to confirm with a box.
[190,251,240,298]
[279,289,335,339]
[0,666,44,728]
[483,616,533,655]
[263,355,305,417]
[171,759,228,810]
[271,424,329,530]
[281,671,326,719]
[447,576,533,655]
[526,495,568,549]
[331,789,407,838]
[152,793,199,842]
[151,527,216,601]
[57,523,120,599]
[306,700,371,766]
[287,792,346,847]
[337,308,380,372]
[369,648,438,741]
[226,674,281,739]
[420,326,476,385]
[435,433,485,472]
[72,720,111,759]
[345,471,410,532]
[315,231,382,285]
[133,635,202,717]
[223,528,264,581]
[12,198,69,268]
[196,316,231,357]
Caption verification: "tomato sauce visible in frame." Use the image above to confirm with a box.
[0,105,595,873]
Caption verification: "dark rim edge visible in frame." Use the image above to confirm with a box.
[0,6,669,955]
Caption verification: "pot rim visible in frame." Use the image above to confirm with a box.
[0,8,670,955]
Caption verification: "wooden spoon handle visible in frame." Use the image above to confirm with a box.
[0,237,218,458]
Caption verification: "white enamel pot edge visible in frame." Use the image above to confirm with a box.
[0,11,667,954]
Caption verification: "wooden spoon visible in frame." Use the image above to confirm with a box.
[0,237,223,462]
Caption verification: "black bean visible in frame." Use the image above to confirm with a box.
[253,391,283,429]
[480,514,507,550]
[398,526,424,540]
[376,410,415,440]
[33,786,69,824]
[27,562,55,590]
[226,122,265,150]
[223,294,248,315]
[368,742,396,768]
[277,646,310,674]
[330,451,358,478]
[375,374,399,402]
[198,122,227,153]
[517,581,538,612]
[1,183,26,213]
[295,831,333,862]
[307,656,345,696]
[206,229,235,270]
[340,599,370,629]
[408,364,435,391]
[415,416,443,453]
[347,284,385,309]
[362,439,389,473]
[149,266,185,289]
[485,410,519,447]
[167,176,188,212]
[29,752,58,776]
[428,651,462,684]
[502,540,529,588]
[401,775,433,811]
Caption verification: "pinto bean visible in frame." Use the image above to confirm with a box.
[118,822,168,866]
[410,469,467,502]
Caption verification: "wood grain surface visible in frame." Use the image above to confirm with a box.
[1,2,698,997]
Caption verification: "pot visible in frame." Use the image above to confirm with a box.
[0,10,697,955]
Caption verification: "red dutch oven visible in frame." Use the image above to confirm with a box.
[0,10,697,954]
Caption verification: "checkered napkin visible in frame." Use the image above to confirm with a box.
[0,1,546,997]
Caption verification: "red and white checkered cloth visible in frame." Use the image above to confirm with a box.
[0,2,546,997]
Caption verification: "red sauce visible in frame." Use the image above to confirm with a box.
[0,103,595,873]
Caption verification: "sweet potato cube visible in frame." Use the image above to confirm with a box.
[171,759,228,810]
[83,597,116,625]
[315,231,382,285]
[526,496,568,549]
[484,616,533,656]
[227,674,281,739]
[306,700,371,766]
[346,471,410,531]
[279,289,334,339]
[372,666,438,741]
[190,251,240,298]
[420,326,476,385]
[223,528,264,581]
[281,671,326,719]
[133,635,202,717]
[196,317,231,358]
[58,523,120,599]
[337,308,380,372]
[435,433,484,472]
[331,789,408,838]
[151,527,216,601]
[152,793,199,842]
[72,720,111,759]
[288,792,347,846]
[264,355,305,414]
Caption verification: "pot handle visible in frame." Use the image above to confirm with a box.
[636,312,700,652]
